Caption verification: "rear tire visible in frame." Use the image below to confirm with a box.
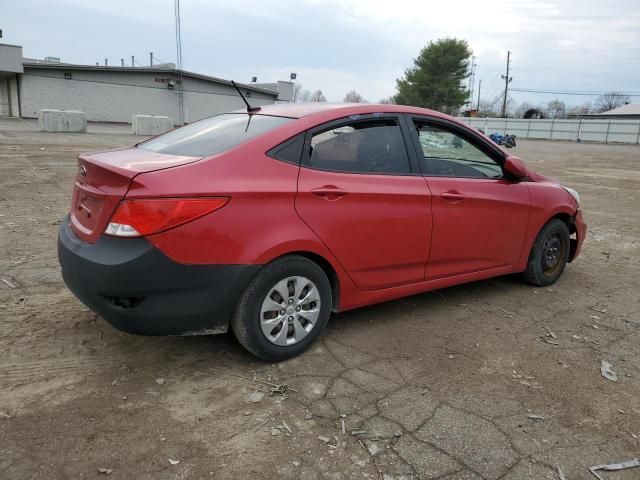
[231,255,332,361]
[523,218,570,286]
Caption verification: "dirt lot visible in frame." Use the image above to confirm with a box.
[1,118,639,480]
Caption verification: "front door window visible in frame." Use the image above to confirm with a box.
[415,124,503,178]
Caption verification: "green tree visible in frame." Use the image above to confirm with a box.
[379,95,397,104]
[395,38,472,114]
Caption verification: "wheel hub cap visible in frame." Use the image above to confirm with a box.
[260,276,321,346]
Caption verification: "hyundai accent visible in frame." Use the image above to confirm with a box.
[58,103,586,360]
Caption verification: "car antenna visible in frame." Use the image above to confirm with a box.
[231,80,261,114]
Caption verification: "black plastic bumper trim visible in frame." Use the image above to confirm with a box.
[57,216,261,335]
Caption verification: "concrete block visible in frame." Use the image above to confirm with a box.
[131,115,173,135]
[38,109,87,133]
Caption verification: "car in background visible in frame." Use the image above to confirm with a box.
[58,103,586,360]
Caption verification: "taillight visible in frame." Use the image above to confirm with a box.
[105,197,228,238]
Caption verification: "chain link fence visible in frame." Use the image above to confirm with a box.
[458,117,640,144]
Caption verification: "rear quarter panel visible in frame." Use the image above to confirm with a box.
[124,137,363,311]
[126,150,304,265]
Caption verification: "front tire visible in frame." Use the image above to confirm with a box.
[231,255,332,361]
[523,218,570,286]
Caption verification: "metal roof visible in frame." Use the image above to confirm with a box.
[599,104,640,116]
[20,61,279,97]
[248,102,365,118]
[232,102,449,120]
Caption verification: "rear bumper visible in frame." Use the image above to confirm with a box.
[57,216,260,335]
[569,209,587,262]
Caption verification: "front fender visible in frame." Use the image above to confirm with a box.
[515,183,578,272]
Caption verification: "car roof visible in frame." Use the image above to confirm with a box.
[230,102,451,120]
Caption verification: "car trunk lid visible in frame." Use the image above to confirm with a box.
[69,147,200,243]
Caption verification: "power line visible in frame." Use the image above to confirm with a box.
[151,54,169,65]
[510,61,640,68]
[511,46,640,54]
[511,88,640,97]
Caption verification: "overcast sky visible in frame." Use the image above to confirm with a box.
[3,0,639,107]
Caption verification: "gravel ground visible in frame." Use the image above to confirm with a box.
[1,118,639,479]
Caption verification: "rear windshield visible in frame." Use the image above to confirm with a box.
[138,113,293,157]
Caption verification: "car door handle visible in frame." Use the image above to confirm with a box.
[440,191,465,202]
[311,186,348,200]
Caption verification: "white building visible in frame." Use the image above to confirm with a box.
[0,43,293,125]
[0,43,22,117]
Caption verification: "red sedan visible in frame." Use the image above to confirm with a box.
[58,103,586,360]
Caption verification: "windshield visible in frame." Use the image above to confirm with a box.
[138,113,293,157]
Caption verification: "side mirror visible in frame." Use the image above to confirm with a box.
[503,156,528,179]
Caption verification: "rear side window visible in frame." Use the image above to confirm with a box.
[306,119,410,174]
[138,114,293,157]
[267,133,305,164]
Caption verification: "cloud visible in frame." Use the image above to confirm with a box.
[3,0,639,105]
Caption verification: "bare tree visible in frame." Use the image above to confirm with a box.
[477,100,500,117]
[297,89,311,103]
[595,92,631,112]
[343,90,367,103]
[567,102,593,117]
[477,94,510,117]
[504,97,518,117]
[379,96,397,104]
[514,102,534,119]
[546,99,566,119]
[310,90,327,102]
[292,83,302,102]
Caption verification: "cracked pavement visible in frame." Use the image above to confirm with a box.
[1,121,639,479]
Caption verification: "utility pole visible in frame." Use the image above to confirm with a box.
[104,58,108,66]
[174,0,185,125]
[121,58,124,67]
[131,55,134,67]
[501,51,512,118]
[476,79,482,113]
[150,52,153,67]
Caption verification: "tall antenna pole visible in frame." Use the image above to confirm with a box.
[174,0,185,125]
[468,56,476,108]
[476,79,482,113]
[501,51,512,118]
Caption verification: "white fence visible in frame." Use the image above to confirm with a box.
[458,117,640,144]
